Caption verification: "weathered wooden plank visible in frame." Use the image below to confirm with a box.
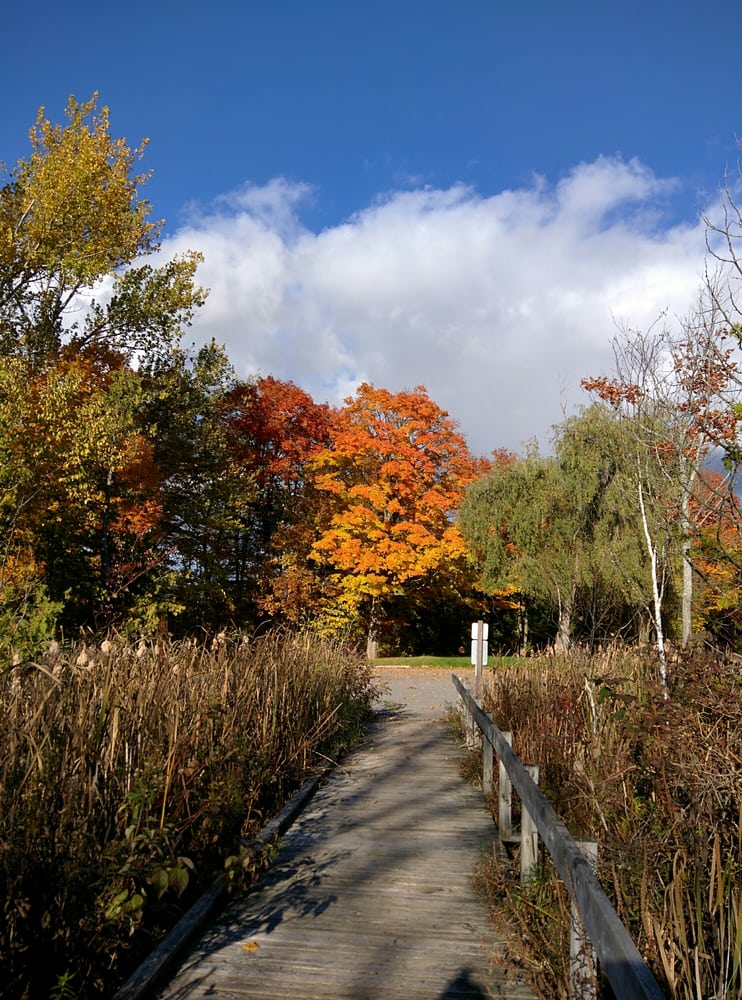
[155,710,534,999]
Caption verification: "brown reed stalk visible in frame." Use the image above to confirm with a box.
[481,645,741,999]
[0,628,377,998]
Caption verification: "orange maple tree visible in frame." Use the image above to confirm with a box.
[222,375,333,490]
[309,383,489,649]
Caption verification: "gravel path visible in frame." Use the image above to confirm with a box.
[372,665,477,718]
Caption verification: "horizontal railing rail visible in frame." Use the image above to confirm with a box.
[452,673,665,1000]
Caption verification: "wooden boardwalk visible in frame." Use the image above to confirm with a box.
[155,694,534,999]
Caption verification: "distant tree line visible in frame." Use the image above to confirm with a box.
[3,95,742,663]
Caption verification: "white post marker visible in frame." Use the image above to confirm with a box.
[470,620,488,699]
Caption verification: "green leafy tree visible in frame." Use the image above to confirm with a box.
[554,404,658,641]
[460,446,573,650]
[139,342,256,631]
[460,407,654,651]
[0,349,167,634]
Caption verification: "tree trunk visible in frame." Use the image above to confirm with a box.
[681,530,693,648]
[638,482,667,687]
[366,598,379,659]
[680,471,695,648]
[519,602,529,656]
[555,582,575,653]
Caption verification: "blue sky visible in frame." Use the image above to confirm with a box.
[4,1,742,454]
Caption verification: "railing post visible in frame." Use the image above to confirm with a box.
[520,764,540,884]
[458,691,473,748]
[498,731,515,842]
[571,840,599,1000]
[465,698,481,750]
[472,619,486,700]
[482,715,494,795]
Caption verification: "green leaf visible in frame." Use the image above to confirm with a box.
[168,864,190,896]
[148,867,169,899]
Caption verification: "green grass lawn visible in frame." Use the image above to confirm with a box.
[369,655,519,668]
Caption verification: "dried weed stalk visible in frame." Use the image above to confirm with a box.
[481,647,741,1000]
[0,630,376,998]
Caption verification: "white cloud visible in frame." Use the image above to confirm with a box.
[164,157,710,456]
[553,155,677,227]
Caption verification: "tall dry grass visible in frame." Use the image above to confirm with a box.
[0,630,376,998]
[481,647,741,999]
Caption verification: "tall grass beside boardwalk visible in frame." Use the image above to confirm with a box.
[0,630,376,999]
[480,648,741,1000]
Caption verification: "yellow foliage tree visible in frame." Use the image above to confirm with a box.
[0,93,206,363]
[0,95,208,644]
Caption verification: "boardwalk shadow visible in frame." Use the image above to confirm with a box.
[439,967,491,998]
[191,851,341,947]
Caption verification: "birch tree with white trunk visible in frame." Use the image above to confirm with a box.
[582,292,738,683]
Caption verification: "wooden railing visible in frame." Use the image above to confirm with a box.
[453,673,666,1000]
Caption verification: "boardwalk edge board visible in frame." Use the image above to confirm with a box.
[112,763,333,1000]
